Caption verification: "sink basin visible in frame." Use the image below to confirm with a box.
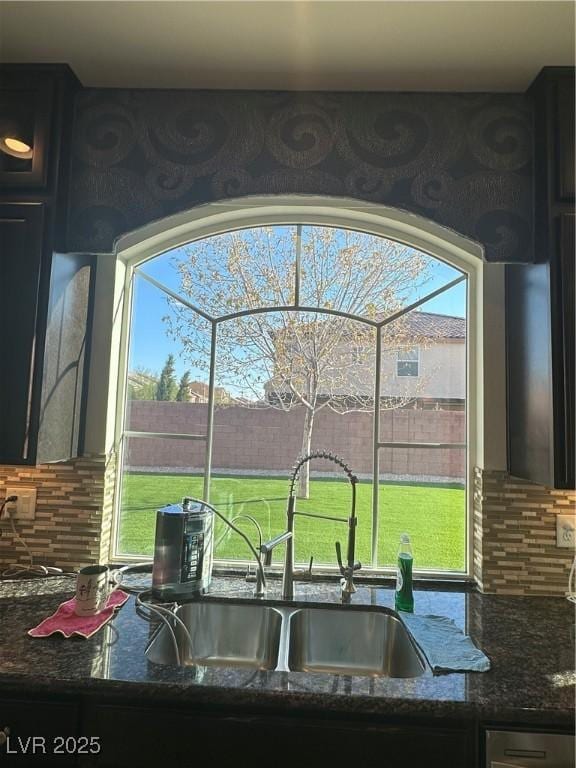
[146,600,282,670]
[288,607,425,678]
[145,599,426,678]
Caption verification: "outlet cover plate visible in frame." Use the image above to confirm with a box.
[4,487,36,520]
[556,515,576,548]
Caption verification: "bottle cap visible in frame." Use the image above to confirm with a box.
[400,533,410,543]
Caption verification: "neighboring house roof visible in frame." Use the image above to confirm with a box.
[188,381,230,402]
[187,381,210,399]
[270,310,466,343]
[396,311,466,340]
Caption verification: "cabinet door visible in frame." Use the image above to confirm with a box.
[557,78,575,201]
[0,697,79,766]
[509,68,575,489]
[81,704,474,768]
[0,202,44,464]
[553,213,575,487]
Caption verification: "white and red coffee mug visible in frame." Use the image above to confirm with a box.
[75,565,111,616]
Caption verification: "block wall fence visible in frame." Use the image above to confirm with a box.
[124,401,466,480]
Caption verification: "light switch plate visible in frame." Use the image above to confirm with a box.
[4,487,36,520]
[556,515,576,548]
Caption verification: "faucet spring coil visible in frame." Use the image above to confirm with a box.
[289,450,357,496]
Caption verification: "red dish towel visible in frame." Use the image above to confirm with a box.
[28,589,130,639]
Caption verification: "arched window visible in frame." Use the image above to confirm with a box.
[112,204,480,577]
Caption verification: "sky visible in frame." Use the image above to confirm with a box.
[128,226,467,381]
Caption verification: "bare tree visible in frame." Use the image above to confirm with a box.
[165,226,439,497]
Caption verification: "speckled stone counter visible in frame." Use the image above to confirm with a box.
[0,575,573,727]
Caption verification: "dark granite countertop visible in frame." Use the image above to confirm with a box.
[0,574,573,727]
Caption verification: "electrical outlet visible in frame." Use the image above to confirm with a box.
[4,487,36,520]
[556,515,576,548]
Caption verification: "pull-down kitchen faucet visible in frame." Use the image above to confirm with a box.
[282,451,361,602]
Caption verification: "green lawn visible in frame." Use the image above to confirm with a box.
[118,473,466,571]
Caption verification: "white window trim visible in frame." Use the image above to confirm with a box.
[83,194,504,581]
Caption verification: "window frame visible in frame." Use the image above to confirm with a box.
[106,197,484,581]
[396,346,420,378]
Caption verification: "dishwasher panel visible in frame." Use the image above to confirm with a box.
[486,730,575,768]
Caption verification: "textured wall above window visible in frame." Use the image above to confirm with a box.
[67,90,532,262]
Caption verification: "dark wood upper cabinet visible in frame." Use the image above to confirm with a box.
[0,65,93,466]
[507,67,575,489]
[556,78,575,202]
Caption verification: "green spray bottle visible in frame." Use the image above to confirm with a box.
[395,533,414,612]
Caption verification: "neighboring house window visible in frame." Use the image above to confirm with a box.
[115,224,470,577]
[397,347,419,377]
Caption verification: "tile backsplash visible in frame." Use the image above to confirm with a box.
[0,456,109,570]
[474,468,575,595]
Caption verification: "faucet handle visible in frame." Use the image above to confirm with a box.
[292,556,314,581]
[335,541,344,573]
[245,564,257,584]
[335,542,361,575]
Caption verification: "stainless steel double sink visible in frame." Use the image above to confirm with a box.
[145,599,426,678]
